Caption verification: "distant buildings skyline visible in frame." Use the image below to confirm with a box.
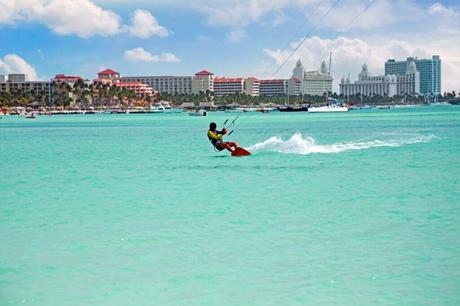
[0,55,446,104]
[340,55,441,97]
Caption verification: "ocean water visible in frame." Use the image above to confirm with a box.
[1,107,459,305]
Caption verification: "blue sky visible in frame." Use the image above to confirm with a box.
[0,0,459,92]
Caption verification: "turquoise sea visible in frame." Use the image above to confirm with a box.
[1,107,460,305]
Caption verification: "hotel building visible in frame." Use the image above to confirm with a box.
[54,74,83,85]
[121,75,192,94]
[385,55,440,95]
[213,77,244,96]
[192,70,214,94]
[259,79,287,96]
[292,60,333,96]
[0,74,52,104]
[340,64,398,97]
[396,62,420,95]
[213,77,260,96]
[258,78,301,96]
[113,82,155,97]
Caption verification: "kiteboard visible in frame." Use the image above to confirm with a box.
[231,147,251,157]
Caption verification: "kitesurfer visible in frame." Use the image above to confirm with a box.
[207,122,238,152]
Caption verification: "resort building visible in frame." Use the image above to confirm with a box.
[258,78,301,96]
[54,74,83,84]
[340,64,398,97]
[7,74,28,82]
[259,79,287,96]
[292,60,333,96]
[93,69,121,85]
[120,75,192,94]
[396,62,420,95]
[192,70,214,94]
[213,77,260,96]
[244,77,260,96]
[385,55,440,95]
[0,74,53,104]
[213,77,244,96]
[98,69,120,80]
[288,77,302,96]
[113,81,155,97]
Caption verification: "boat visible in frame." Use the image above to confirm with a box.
[392,104,421,108]
[308,105,348,113]
[150,103,165,113]
[188,110,207,116]
[162,101,182,113]
[278,105,309,112]
[430,102,450,106]
[25,112,36,119]
[375,105,391,109]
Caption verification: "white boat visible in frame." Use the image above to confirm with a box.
[430,102,450,106]
[392,104,421,108]
[308,105,348,113]
[188,110,207,116]
[150,103,165,113]
[162,101,182,113]
[226,107,251,112]
[25,112,36,119]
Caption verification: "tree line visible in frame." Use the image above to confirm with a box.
[1,81,457,108]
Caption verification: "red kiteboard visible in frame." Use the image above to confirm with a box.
[231,147,251,157]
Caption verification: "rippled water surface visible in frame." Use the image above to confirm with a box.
[1,107,460,305]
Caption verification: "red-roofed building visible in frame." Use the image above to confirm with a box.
[54,74,83,84]
[93,78,113,85]
[258,78,301,96]
[213,77,259,96]
[192,70,214,94]
[97,69,120,80]
[195,70,214,76]
[213,77,244,96]
[259,79,287,96]
[113,81,155,97]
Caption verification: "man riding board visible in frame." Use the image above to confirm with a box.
[207,122,238,152]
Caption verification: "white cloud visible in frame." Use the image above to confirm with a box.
[0,0,169,39]
[127,9,169,38]
[124,47,180,63]
[42,0,121,38]
[227,29,246,42]
[263,35,460,92]
[0,54,38,80]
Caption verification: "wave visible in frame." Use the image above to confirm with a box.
[247,133,434,155]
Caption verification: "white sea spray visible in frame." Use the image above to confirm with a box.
[248,133,435,155]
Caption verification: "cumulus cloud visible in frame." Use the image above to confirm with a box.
[263,35,460,92]
[0,54,38,80]
[127,9,169,38]
[227,29,246,42]
[42,0,121,38]
[0,0,169,38]
[124,47,180,63]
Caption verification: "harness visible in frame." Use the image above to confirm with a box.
[208,130,225,151]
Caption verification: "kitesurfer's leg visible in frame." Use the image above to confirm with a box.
[227,142,238,150]
[223,143,234,152]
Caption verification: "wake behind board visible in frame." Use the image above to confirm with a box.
[231,147,251,157]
